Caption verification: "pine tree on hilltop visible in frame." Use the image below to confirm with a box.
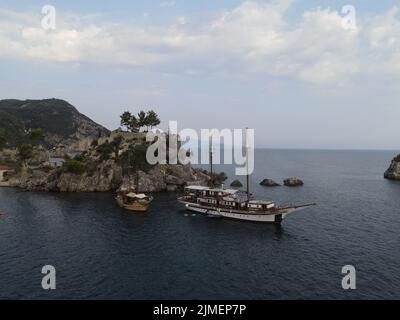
[146,110,161,130]
[120,109,161,132]
[120,111,139,133]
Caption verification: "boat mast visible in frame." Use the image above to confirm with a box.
[246,128,250,200]
[210,141,213,179]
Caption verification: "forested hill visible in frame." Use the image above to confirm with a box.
[0,99,110,148]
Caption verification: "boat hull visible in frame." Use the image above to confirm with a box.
[182,203,301,223]
[116,196,150,212]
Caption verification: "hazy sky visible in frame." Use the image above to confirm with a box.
[0,0,399,149]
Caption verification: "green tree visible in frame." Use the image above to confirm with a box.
[120,111,139,132]
[17,144,33,164]
[63,159,86,174]
[96,141,113,161]
[120,111,132,130]
[146,110,160,130]
[28,128,44,146]
[120,109,160,132]
[110,135,123,161]
[137,111,147,131]
[121,144,152,173]
[74,151,87,162]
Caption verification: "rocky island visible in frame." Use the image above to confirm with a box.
[260,179,280,187]
[0,99,225,192]
[384,154,400,181]
[230,180,243,188]
[283,177,304,187]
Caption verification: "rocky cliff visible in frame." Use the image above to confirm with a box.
[9,161,222,193]
[384,154,400,181]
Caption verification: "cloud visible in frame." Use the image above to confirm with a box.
[365,6,400,73]
[159,1,176,8]
[0,1,399,85]
[118,87,167,97]
[176,16,187,25]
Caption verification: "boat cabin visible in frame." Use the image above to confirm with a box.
[184,186,238,197]
[123,192,151,204]
[182,186,276,212]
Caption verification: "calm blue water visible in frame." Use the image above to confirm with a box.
[0,149,400,299]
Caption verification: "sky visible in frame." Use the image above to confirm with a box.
[0,0,399,150]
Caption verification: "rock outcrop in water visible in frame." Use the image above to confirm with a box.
[283,177,304,187]
[230,180,243,188]
[260,179,280,187]
[384,154,400,181]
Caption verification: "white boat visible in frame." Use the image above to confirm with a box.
[178,128,315,223]
[178,186,315,224]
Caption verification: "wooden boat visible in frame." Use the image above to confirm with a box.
[116,190,153,212]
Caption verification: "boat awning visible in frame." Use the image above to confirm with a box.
[126,193,148,199]
[126,192,137,198]
[185,186,209,191]
[135,194,148,199]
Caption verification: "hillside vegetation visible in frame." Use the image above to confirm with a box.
[0,99,109,148]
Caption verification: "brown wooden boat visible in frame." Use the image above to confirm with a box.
[116,190,153,212]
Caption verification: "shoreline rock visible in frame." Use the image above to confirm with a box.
[384,154,400,181]
[7,162,225,193]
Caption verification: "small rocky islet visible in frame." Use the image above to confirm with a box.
[283,177,304,187]
[229,178,304,188]
[384,154,400,181]
[230,180,243,188]
[259,179,280,187]
[259,178,303,187]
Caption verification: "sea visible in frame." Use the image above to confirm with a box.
[0,149,399,299]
